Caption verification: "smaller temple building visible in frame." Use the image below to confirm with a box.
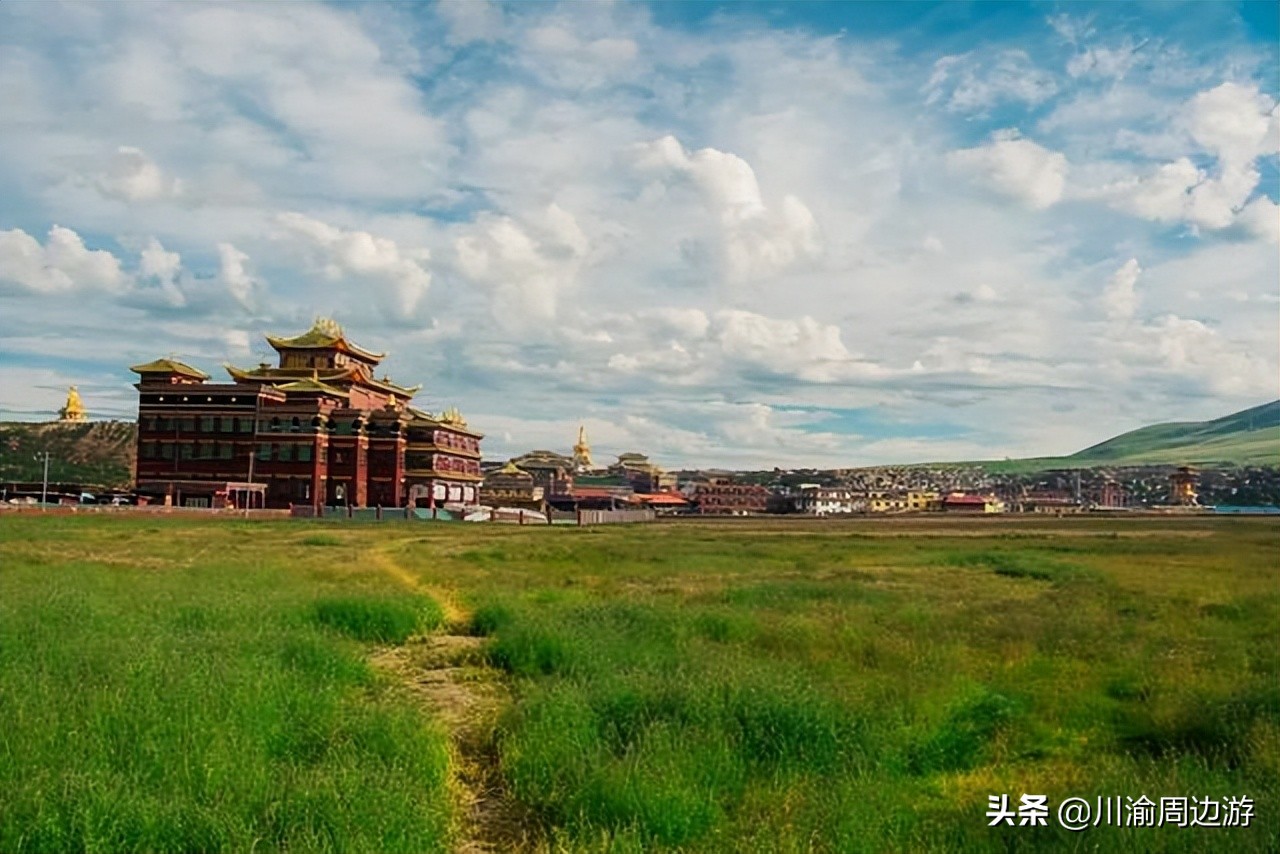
[132,319,482,509]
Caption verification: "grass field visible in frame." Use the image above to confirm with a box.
[1,514,1276,852]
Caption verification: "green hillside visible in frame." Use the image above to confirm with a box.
[1069,399,1280,466]
[977,400,1280,473]
[0,421,136,488]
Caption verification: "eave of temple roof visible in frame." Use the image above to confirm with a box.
[272,378,349,397]
[404,469,485,483]
[224,364,419,398]
[130,358,210,380]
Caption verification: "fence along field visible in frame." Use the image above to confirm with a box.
[0,514,1276,852]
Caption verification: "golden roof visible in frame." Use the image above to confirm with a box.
[130,358,210,380]
[265,317,386,363]
[272,377,349,398]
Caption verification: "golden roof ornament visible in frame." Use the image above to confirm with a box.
[59,386,87,422]
[441,405,467,426]
[313,316,343,338]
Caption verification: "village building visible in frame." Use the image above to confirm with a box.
[132,318,482,509]
[509,449,576,497]
[868,491,908,513]
[941,493,1005,513]
[795,485,862,515]
[905,489,941,512]
[691,479,769,515]
[608,451,678,493]
[481,461,543,511]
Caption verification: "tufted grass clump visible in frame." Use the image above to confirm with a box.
[314,594,443,643]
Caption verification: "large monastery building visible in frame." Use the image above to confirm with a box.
[131,318,482,510]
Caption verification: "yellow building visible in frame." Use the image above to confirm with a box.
[868,491,907,513]
[906,490,940,512]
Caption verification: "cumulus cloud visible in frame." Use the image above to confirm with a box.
[275,212,431,316]
[1143,314,1274,397]
[454,203,589,327]
[138,237,186,306]
[714,310,879,383]
[1101,258,1141,321]
[217,243,258,310]
[924,50,1058,113]
[95,146,183,202]
[947,130,1069,209]
[633,135,822,281]
[1086,83,1277,233]
[0,226,125,293]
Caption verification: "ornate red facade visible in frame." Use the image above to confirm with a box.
[132,319,482,509]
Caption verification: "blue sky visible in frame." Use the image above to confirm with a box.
[0,1,1276,468]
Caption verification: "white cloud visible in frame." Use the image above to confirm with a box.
[714,310,881,383]
[454,203,589,327]
[947,130,1069,209]
[1101,258,1141,320]
[217,243,257,311]
[522,24,639,88]
[633,135,822,281]
[1237,195,1280,244]
[1083,82,1277,233]
[924,50,1058,113]
[437,0,504,45]
[95,146,183,202]
[0,226,125,293]
[1183,82,1278,168]
[138,237,185,307]
[275,212,431,317]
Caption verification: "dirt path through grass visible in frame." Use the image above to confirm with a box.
[367,542,528,854]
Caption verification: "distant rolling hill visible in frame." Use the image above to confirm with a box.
[0,421,136,488]
[981,400,1280,473]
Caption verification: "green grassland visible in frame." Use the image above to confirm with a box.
[1,515,1277,853]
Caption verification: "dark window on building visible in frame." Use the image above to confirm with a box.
[161,444,174,460]
[201,417,215,432]
[290,417,300,433]
[278,444,293,462]
[180,444,193,459]
[141,443,157,459]
[220,416,234,433]
[218,443,232,460]
[238,417,252,433]
[269,417,281,433]
[180,417,195,432]
[257,444,271,461]
[298,445,312,462]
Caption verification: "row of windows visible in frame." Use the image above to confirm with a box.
[143,416,254,434]
[140,442,318,463]
[405,453,481,476]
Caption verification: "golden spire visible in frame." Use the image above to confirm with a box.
[572,423,593,471]
[59,386,87,422]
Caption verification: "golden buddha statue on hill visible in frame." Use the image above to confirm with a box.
[59,386,87,422]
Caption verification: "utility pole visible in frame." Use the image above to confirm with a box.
[34,451,51,509]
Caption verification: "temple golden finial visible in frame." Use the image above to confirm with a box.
[59,386,87,422]
[441,405,468,427]
[572,423,593,471]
